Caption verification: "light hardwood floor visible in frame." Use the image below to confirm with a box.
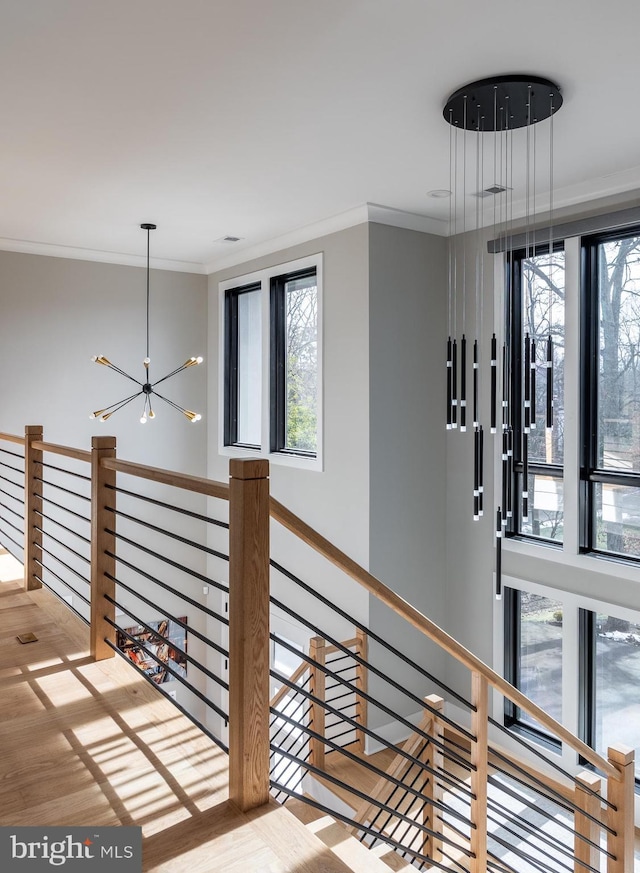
[0,551,353,873]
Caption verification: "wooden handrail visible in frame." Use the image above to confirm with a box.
[269,496,618,781]
[101,457,230,501]
[0,431,25,446]
[32,440,91,463]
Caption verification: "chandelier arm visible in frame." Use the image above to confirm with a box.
[105,362,144,387]
[152,363,191,387]
[152,388,192,415]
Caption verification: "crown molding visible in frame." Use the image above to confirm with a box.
[205,203,448,273]
[0,236,205,274]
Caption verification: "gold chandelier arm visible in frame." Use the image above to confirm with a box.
[92,356,143,387]
[90,390,143,421]
[152,356,203,387]
[152,388,201,423]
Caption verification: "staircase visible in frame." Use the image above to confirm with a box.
[0,425,636,873]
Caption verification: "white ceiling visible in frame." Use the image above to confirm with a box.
[2,0,640,272]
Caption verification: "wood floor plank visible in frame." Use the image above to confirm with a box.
[0,552,359,872]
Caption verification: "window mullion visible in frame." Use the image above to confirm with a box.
[563,235,581,555]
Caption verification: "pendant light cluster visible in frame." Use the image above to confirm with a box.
[443,75,563,598]
[90,223,203,424]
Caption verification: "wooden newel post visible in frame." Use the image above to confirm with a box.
[90,436,116,661]
[607,744,635,873]
[575,771,601,873]
[228,458,270,812]
[309,636,326,770]
[423,694,444,864]
[354,628,368,754]
[470,672,489,873]
[24,425,43,591]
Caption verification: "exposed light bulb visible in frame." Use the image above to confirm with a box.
[149,409,155,419]
[194,413,202,421]
[196,356,203,364]
[89,413,96,420]
[100,413,111,422]
[144,357,150,368]
[91,355,98,362]
[140,415,147,424]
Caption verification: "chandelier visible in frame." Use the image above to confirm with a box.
[90,223,203,424]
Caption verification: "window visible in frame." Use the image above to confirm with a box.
[504,587,563,744]
[270,269,319,456]
[583,232,640,559]
[580,609,640,780]
[509,245,565,542]
[219,254,322,468]
[224,283,261,448]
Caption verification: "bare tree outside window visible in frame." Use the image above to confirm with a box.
[284,275,318,454]
[519,250,565,541]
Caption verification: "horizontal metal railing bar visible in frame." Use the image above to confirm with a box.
[0,530,24,557]
[270,713,312,755]
[104,553,229,618]
[486,799,607,871]
[488,716,616,811]
[488,824,573,873]
[487,772,616,846]
[106,639,229,754]
[0,432,25,446]
[270,662,309,710]
[101,456,230,502]
[0,459,25,476]
[0,515,23,536]
[32,441,91,464]
[34,557,91,607]
[35,510,91,544]
[37,530,90,565]
[104,595,229,692]
[489,743,614,822]
[0,447,25,461]
[271,500,619,781]
[0,477,24,497]
[105,577,229,658]
[270,558,473,712]
[271,629,476,767]
[104,506,229,563]
[105,483,229,529]
[36,543,90,587]
[35,476,90,502]
[34,573,90,625]
[105,617,230,720]
[486,858,518,873]
[274,780,462,873]
[270,680,475,809]
[324,726,355,744]
[327,663,357,678]
[105,531,229,591]
[35,460,91,482]
[439,848,470,873]
[0,500,25,522]
[39,494,90,525]
[324,689,355,705]
[270,701,312,742]
[268,753,473,860]
[0,486,25,507]
[369,745,428,838]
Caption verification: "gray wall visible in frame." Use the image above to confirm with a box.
[0,250,208,472]
[368,222,449,722]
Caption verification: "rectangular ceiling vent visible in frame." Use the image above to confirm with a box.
[214,235,244,244]
[473,184,511,198]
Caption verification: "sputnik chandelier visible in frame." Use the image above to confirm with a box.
[442,75,563,597]
[90,223,203,424]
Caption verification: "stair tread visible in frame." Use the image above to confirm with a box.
[311,820,397,873]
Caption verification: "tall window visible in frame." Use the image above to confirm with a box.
[224,283,262,448]
[504,587,563,743]
[583,232,640,559]
[510,246,565,542]
[220,254,322,467]
[270,269,318,456]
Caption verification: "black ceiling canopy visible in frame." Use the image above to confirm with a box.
[443,75,563,131]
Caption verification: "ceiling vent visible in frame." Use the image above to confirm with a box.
[473,184,511,198]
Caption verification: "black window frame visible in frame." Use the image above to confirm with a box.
[223,281,261,449]
[580,227,640,562]
[507,243,565,544]
[269,266,318,458]
[503,586,562,750]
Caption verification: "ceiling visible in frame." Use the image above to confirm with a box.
[2,0,640,272]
